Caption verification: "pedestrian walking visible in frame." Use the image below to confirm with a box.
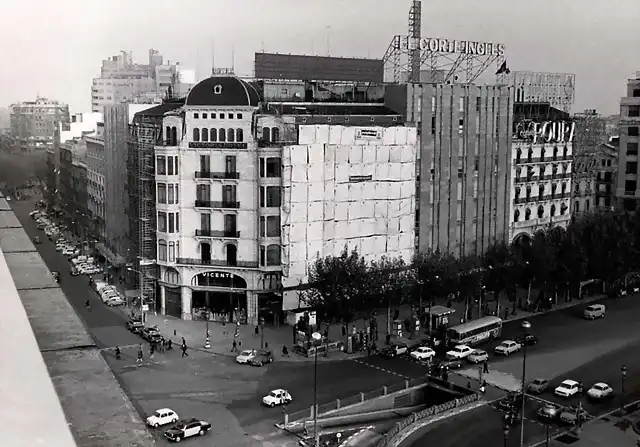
[232,339,237,352]
[264,341,268,349]
[149,346,155,361]
[181,337,186,346]
[181,344,188,357]
[115,346,121,360]
[483,361,489,374]
[167,339,173,350]
[160,338,166,352]
[136,345,144,364]
[222,320,228,337]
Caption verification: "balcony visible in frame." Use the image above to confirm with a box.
[194,200,241,209]
[515,157,542,165]
[194,171,240,180]
[176,258,258,268]
[195,229,240,238]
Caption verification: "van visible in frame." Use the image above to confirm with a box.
[584,304,606,320]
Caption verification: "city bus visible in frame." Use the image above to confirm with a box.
[447,316,503,346]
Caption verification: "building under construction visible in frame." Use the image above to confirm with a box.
[127,99,184,316]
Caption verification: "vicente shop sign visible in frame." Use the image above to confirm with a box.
[514,121,575,144]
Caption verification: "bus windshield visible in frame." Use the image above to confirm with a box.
[447,316,503,345]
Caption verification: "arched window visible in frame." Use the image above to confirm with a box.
[516,148,522,163]
[227,128,235,142]
[210,128,217,142]
[165,126,171,144]
[525,208,531,220]
[193,128,200,142]
[219,128,226,142]
[550,204,556,216]
[272,127,280,143]
[266,244,281,266]
[263,127,271,143]
[202,128,209,142]
[171,127,177,145]
[537,205,544,218]
[158,240,167,261]
[236,128,244,142]
[165,268,180,284]
[514,209,520,222]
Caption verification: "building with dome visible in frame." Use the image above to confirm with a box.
[151,75,416,325]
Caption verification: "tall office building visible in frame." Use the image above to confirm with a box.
[615,72,640,211]
[385,83,514,257]
[10,97,70,152]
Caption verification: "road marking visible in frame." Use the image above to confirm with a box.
[353,359,411,379]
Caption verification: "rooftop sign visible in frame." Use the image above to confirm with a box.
[396,36,505,57]
[514,120,575,144]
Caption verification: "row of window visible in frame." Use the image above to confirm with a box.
[194,184,281,208]
[516,163,570,177]
[199,155,236,173]
[515,183,568,198]
[515,146,570,162]
[193,112,243,120]
[158,183,179,204]
[514,203,568,222]
[158,240,179,262]
[157,156,179,175]
[200,214,237,233]
[193,128,244,143]
[158,212,180,233]
[262,127,280,143]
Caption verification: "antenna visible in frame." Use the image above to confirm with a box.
[211,40,215,76]
[326,26,331,56]
[261,40,265,53]
[231,43,235,73]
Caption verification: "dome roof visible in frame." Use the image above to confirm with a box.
[185,76,260,107]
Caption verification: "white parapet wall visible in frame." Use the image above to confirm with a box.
[281,124,417,310]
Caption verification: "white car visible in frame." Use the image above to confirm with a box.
[146,408,178,428]
[494,340,522,356]
[106,297,125,307]
[587,382,613,399]
[446,344,474,360]
[554,379,582,398]
[410,347,436,361]
[236,349,257,364]
[262,389,292,407]
[467,350,489,363]
[101,292,120,303]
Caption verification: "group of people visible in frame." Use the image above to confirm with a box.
[114,336,188,364]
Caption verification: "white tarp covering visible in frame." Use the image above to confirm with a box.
[281,125,417,310]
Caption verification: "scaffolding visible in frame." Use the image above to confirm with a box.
[127,117,160,318]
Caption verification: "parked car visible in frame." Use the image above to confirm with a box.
[587,382,613,400]
[527,378,549,394]
[106,297,125,307]
[584,304,606,320]
[560,406,590,425]
[537,403,560,421]
[262,389,292,407]
[380,343,409,358]
[554,379,582,398]
[410,346,436,361]
[467,349,489,364]
[142,326,161,341]
[446,344,474,360]
[436,358,462,370]
[249,349,274,366]
[494,340,522,356]
[127,319,144,334]
[164,418,211,442]
[146,408,179,428]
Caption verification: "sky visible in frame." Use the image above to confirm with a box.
[0,0,638,115]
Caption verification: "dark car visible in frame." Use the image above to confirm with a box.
[380,343,409,358]
[515,334,539,346]
[126,319,144,334]
[164,418,211,442]
[249,349,274,366]
[435,358,462,370]
[537,403,560,422]
[33,236,41,244]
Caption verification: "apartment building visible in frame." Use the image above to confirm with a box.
[10,97,70,152]
[153,75,415,325]
[615,73,640,211]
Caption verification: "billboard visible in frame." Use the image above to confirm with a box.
[254,53,384,83]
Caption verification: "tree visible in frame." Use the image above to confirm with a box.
[302,246,371,337]
[369,255,410,336]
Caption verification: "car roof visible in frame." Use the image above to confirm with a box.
[271,388,287,393]
[156,408,174,413]
[473,349,487,354]
[593,382,609,387]
[561,379,578,386]
[501,340,516,344]
[533,378,547,382]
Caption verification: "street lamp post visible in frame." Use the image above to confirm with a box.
[503,425,510,447]
[204,291,211,349]
[260,317,265,349]
[311,331,322,447]
[520,320,532,447]
[621,365,628,412]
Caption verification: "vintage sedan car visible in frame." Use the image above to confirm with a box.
[515,334,539,346]
[249,349,274,366]
[560,406,590,425]
[164,418,211,442]
[410,346,436,361]
[446,344,474,360]
[235,349,257,364]
[380,343,409,358]
[467,349,489,364]
[126,318,144,334]
[494,340,522,356]
[527,378,549,394]
[587,382,613,400]
[262,389,292,407]
[146,408,178,428]
[537,403,560,421]
[554,379,582,398]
